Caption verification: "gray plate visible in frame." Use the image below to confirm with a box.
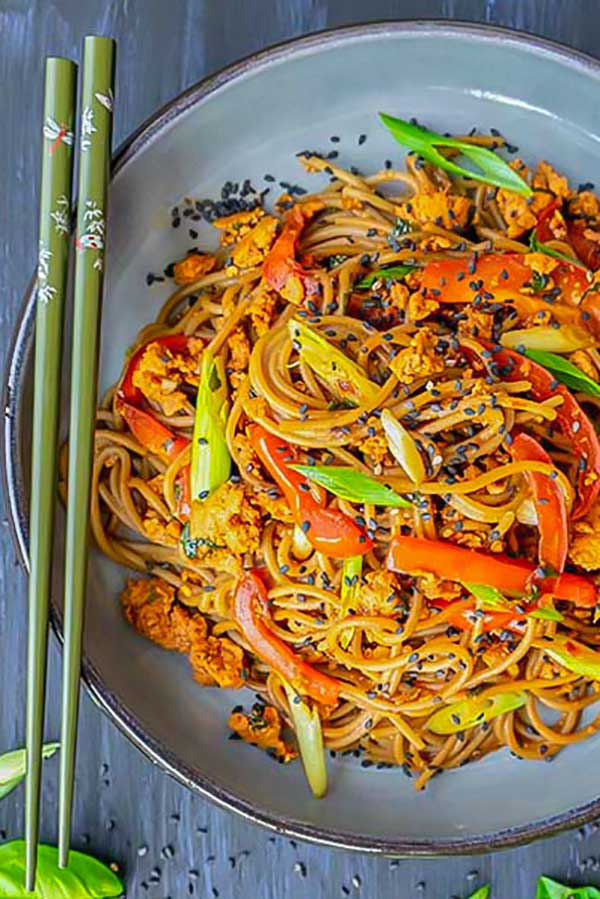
[5,21,600,855]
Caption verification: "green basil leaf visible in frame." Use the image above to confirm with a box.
[0,841,123,898]
[379,114,531,196]
[0,743,59,801]
[529,232,589,271]
[537,876,600,898]
[426,691,526,735]
[465,888,491,899]
[525,349,600,398]
[355,264,416,289]
[291,465,411,507]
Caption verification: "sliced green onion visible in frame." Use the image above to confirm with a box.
[529,602,564,623]
[426,691,526,735]
[339,555,363,650]
[281,679,327,799]
[0,742,59,801]
[465,888,491,899]
[355,263,416,290]
[380,408,425,485]
[463,582,507,610]
[537,875,600,898]
[501,325,593,353]
[379,113,532,196]
[292,523,314,560]
[291,464,411,507]
[525,348,600,398]
[289,319,379,406]
[540,637,600,680]
[530,231,589,271]
[190,352,231,534]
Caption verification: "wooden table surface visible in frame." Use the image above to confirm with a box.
[2,2,600,897]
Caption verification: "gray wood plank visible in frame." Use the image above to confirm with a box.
[2,1,600,897]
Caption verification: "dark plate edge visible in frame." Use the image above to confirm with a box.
[4,18,600,856]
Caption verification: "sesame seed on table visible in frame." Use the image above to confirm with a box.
[2,1,600,897]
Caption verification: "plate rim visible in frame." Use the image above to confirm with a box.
[5,18,600,855]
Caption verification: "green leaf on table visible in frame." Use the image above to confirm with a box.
[379,113,531,195]
[0,742,59,801]
[0,841,123,898]
[537,875,600,898]
[525,349,600,398]
[355,264,416,289]
[291,465,411,507]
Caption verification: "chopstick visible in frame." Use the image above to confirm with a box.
[58,35,115,868]
[25,56,77,892]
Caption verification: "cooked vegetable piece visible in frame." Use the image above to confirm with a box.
[426,691,526,735]
[387,536,597,607]
[292,464,411,507]
[538,637,600,680]
[379,114,532,195]
[501,325,594,353]
[249,426,373,558]
[289,319,380,406]
[233,571,341,705]
[485,344,600,519]
[380,409,425,484]
[355,263,416,289]
[525,349,600,398]
[190,352,231,508]
[118,401,189,461]
[282,678,328,799]
[508,432,568,574]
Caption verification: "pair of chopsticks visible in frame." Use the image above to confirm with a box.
[26,36,116,890]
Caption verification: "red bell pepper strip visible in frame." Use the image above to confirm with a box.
[433,598,526,634]
[535,199,564,243]
[119,334,191,406]
[508,432,568,574]
[248,424,373,558]
[567,219,600,271]
[234,571,341,705]
[262,202,322,300]
[387,536,597,607]
[484,344,600,519]
[421,253,532,303]
[422,251,590,310]
[118,401,189,462]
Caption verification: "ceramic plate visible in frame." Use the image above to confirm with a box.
[6,22,600,854]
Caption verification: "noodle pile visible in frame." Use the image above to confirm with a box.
[73,131,600,791]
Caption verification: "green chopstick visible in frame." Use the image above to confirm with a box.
[25,56,77,893]
[58,36,115,869]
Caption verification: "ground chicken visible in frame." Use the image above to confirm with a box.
[532,160,571,199]
[354,415,390,468]
[457,305,495,341]
[389,328,445,384]
[389,282,439,322]
[121,577,205,652]
[142,510,181,546]
[189,481,262,557]
[569,190,600,222]
[132,339,202,415]
[173,252,217,285]
[121,576,246,686]
[213,207,265,245]
[230,215,278,270]
[250,488,294,524]
[570,350,599,381]
[401,191,472,231]
[228,704,297,762]
[190,635,246,688]
[416,573,463,603]
[247,283,279,336]
[496,159,555,238]
[524,252,560,277]
[228,327,251,372]
[357,570,399,616]
[569,500,600,571]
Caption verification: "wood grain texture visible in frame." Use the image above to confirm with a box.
[2,1,600,896]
